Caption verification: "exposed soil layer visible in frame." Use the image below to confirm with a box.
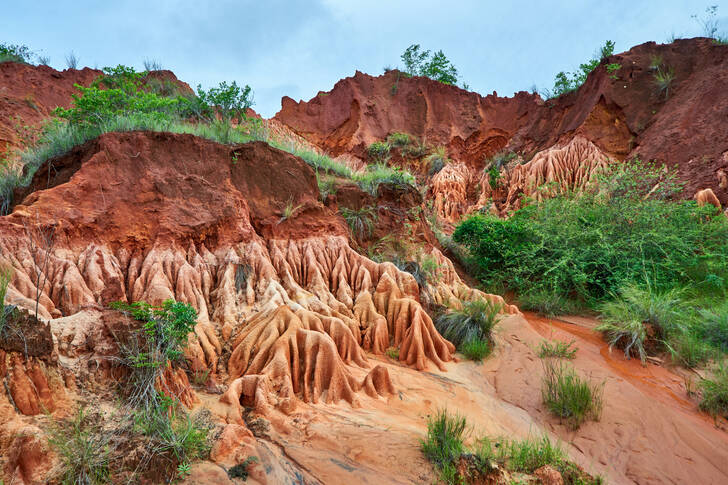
[275,38,728,205]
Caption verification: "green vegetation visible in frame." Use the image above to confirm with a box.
[425,146,448,175]
[606,63,621,80]
[279,198,303,222]
[401,44,459,86]
[435,299,503,361]
[653,66,675,99]
[109,299,210,480]
[420,410,467,482]
[460,338,492,361]
[542,40,615,98]
[387,132,411,147]
[228,456,259,480]
[699,363,728,418]
[541,360,603,429]
[538,340,578,359]
[354,163,416,196]
[692,5,728,44]
[65,51,79,69]
[340,206,376,241]
[385,346,400,360]
[47,408,111,485]
[0,43,35,64]
[0,265,12,334]
[367,141,391,161]
[421,410,602,484]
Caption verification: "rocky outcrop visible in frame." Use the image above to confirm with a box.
[276,38,728,206]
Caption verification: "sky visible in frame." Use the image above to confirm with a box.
[3,1,727,117]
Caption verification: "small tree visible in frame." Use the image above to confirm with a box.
[543,40,615,98]
[400,44,460,85]
[195,81,254,125]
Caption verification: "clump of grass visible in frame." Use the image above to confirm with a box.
[385,347,400,360]
[699,303,728,352]
[403,140,429,158]
[143,58,163,71]
[367,141,391,162]
[316,174,338,200]
[541,360,603,429]
[597,283,687,363]
[653,66,675,99]
[699,363,728,419]
[420,410,467,483]
[461,338,492,361]
[495,434,566,473]
[649,54,663,70]
[340,206,376,241]
[386,132,411,147]
[279,198,303,222]
[0,264,13,333]
[666,332,714,368]
[436,299,503,348]
[47,408,111,485]
[538,340,578,359]
[518,288,576,317]
[353,163,416,195]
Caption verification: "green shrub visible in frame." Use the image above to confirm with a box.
[538,340,578,359]
[518,287,578,317]
[401,44,459,85]
[666,332,714,368]
[461,338,492,361]
[541,360,603,429]
[435,299,503,348]
[425,146,448,175]
[0,43,35,64]
[385,347,400,360]
[110,299,196,411]
[403,141,429,159]
[387,132,411,147]
[542,40,614,98]
[367,141,391,161]
[596,317,648,363]
[340,206,376,241]
[699,363,728,418]
[699,303,728,352]
[420,410,467,483]
[47,408,111,485]
[453,160,728,309]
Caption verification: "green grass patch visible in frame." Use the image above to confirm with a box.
[541,360,604,429]
[699,363,728,419]
[538,340,578,359]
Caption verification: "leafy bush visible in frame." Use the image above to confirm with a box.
[420,410,467,483]
[340,206,376,241]
[453,160,728,308]
[699,303,728,352]
[110,299,196,411]
[401,44,459,85]
[542,40,615,98]
[518,288,578,317]
[0,43,34,64]
[385,347,400,360]
[699,364,728,418]
[435,299,503,349]
[461,338,492,361]
[47,408,111,485]
[367,141,390,161]
[541,360,603,429]
[425,146,448,175]
[538,340,578,359]
[387,132,411,147]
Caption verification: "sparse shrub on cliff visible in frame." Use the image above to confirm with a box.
[0,265,13,333]
[0,43,35,64]
[367,141,391,162]
[65,51,79,69]
[541,40,615,98]
[403,140,429,158]
[340,206,376,241]
[401,44,459,86]
[387,132,411,147]
[143,58,163,71]
[653,66,675,99]
[425,146,449,175]
[541,360,604,429]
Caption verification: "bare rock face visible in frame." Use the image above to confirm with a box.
[275,39,728,206]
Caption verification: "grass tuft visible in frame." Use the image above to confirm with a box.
[541,360,603,429]
[538,340,578,359]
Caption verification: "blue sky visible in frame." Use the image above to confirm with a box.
[3,1,726,117]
